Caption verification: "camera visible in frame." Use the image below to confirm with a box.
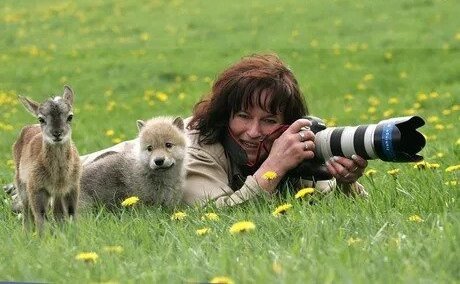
[289,115,426,180]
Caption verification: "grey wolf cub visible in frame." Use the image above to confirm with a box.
[80,117,187,209]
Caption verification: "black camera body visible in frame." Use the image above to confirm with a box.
[289,115,426,180]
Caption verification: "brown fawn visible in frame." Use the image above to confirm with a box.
[13,86,81,234]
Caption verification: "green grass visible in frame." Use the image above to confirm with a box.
[0,0,459,283]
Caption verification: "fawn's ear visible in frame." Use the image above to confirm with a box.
[63,85,74,106]
[18,96,40,116]
[137,120,145,132]
[172,117,184,131]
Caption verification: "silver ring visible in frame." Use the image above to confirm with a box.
[304,143,309,151]
[299,131,305,141]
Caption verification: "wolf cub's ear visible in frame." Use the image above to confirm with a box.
[172,117,184,131]
[136,120,146,132]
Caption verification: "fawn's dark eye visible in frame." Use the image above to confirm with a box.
[146,145,153,152]
[38,117,45,124]
[165,142,173,148]
[67,114,73,122]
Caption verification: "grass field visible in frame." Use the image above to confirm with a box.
[1,0,459,283]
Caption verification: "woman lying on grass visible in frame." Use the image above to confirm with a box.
[5,53,368,209]
[181,53,368,207]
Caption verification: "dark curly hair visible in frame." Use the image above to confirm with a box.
[188,53,308,144]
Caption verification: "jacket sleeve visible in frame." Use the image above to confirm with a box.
[183,146,272,208]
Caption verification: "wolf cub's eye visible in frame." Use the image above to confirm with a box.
[38,117,46,124]
[146,145,153,152]
[67,114,73,122]
[165,142,173,148]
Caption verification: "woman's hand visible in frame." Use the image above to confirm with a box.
[261,119,316,176]
[325,155,368,184]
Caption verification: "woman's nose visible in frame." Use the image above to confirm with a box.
[246,121,262,138]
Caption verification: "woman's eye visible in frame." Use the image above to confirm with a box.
[67,114,73,122]
[146,145,153,152]
[264,119,278,124]
[236,112,249,119]
[165,142,173,148]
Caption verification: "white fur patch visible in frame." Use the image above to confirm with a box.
[53,96,62,102]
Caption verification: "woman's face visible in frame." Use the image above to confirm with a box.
[229,101,283,164]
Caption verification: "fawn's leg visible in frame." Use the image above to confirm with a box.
[52,196,66,222]
[16,181,33,231]
[29,188,49,235]
[64,187,79,221]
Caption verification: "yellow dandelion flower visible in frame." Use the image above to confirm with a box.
[436,152,444,158]
[403,108,417,115]
[427,163,440,169]
[427,116,439,123]
[140,32,150,41]
[229,221,256,234]
[112,137,122,144]
[368,97,380,105]
[416,93,428,102]
[456,138,460,146]
[201,213,219,221]
[388,97,399,104]
[6,159,15,170]
[368,106,376,114]
[178,92,186,100]
[384,52,393,60]
[210,276,234,284]
[444,180,457,186]
[344,93,354,101]
[429,92,439,98]
[105,129,115,137]
[434,124,445,130]
[413,161,428,170]
[103,246,124,253]
[387,169,400,176]
[344,62,354,70]
[383,109,394,118]
[196,228,211,236]
[408,215,424,223]
[272,203,293,217]
[445,165,460,172]
[121,196,139,207]
[347,237,362,246]
[295,188,315,199]
[310,39,319,47]
[106,100,116,112]
[75,252,99,263]
[363,74,374,81]
[272,260,283,274]
[452,104,460,111]
[365,169,378,177]
[455,32,460,41]
[262,171,278,181]
[357,83,366,90]
[156,92,168,102]
[171,211,187,220]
